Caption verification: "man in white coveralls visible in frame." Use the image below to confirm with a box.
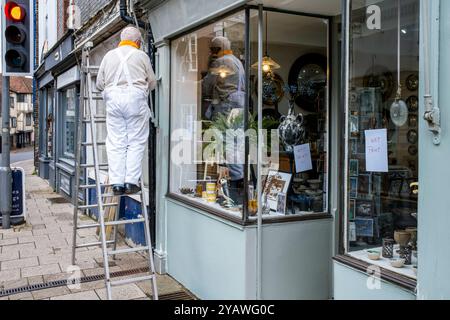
[97,26,157,196]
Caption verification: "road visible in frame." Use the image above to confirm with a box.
[0,148,34,165]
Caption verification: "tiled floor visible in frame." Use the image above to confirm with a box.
[0,160,191,300]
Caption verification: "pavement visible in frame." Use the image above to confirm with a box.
[0,159,193,300]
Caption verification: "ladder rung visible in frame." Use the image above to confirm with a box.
[77,218,145,230]
[79,184,113,190]
[77,223,100,230]
[82,142,106,147]
[76,240,115,249]
[78,203,118,210]
[110,275,155,287]
[108,246,149,256]
[105,218,145,227]
[80,163,109,169]
[102,192,141,197]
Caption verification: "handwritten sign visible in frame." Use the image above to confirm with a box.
[294,144,313,173]
[365,129,388,172]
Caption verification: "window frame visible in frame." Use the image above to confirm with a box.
[166,5,334,226]
[59,84,79,160]
[335,0,419,292]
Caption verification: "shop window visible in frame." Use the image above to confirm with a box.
[250,10,330,219]
[169,8,330,221]
[170,10,247,219]
[345,0,419,279]
[47,88,55,158]
[61,87,78,159]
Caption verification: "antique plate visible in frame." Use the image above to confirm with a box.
[256,73,285,106]
[407,130,418,144]
[408,145,418,156]
[406,74,419,91]
[406,96,419,113]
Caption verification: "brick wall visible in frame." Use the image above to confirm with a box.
[75,0,113,25]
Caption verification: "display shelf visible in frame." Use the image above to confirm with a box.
[349,245,417,280]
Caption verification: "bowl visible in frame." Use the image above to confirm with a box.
[390,258,405,268]
[367,250,381,261]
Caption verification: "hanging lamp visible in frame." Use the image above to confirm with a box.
[252,11,281,74]
[390,0,409,127]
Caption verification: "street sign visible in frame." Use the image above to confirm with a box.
[0,167,26,225]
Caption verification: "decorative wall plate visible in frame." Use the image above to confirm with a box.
[406,96,419,113]
[407,130,418,144]
[408,145,418,156]
[256,73,285,106]
[288,53,327,112]
[408,114,418,128]
[406,74,419,91]
[363,65,395,102]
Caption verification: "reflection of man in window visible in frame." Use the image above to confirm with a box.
[203,36,246,120]
[202,36,246,204]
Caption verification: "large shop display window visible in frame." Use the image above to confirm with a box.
[170,8,330,221]
[346,0,419,279]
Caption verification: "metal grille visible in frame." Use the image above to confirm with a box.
[0,267,151,298]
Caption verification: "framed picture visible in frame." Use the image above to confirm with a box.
[355,218,375,238]
[358,174,372,197]
[349,159,359,177]
[349,199,356,220]
[350,114,359,137]
[263,171,292,211]
[349,222,357,242]
[349,177,358,198]
[276,193,287,215]
[356,199,374,217]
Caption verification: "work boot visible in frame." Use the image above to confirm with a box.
[112,185,125,196]
[125,183,141,195]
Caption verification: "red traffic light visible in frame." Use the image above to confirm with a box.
[5,1,26,22]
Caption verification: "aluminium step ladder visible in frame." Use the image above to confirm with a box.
[71,42,158,301]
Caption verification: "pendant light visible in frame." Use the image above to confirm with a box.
[252,11,281,74]
[390,0,409,127]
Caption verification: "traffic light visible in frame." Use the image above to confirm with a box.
[1,0,34,76]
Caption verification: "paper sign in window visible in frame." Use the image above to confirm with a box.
[365,129,388,173]
[294,143,313,173]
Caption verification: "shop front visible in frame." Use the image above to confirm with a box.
[35,33,80,200]
[144,0,450,300]
[146,0,342,300]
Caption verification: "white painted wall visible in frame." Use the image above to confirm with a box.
[38,0,58,63]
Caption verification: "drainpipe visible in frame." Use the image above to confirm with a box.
[422,0,441,145]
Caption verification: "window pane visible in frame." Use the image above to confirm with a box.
[170,11,246,218]
[47,89,54,158]
[62,87,77,158]
[347,0,419,275]
[249,10,329,218]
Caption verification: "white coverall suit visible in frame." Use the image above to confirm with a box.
[96,45,156,186]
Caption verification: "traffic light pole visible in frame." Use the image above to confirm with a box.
[0,75,12,229]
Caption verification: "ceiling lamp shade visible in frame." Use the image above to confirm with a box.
[252,55,281,73]
[211,65,236,79]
